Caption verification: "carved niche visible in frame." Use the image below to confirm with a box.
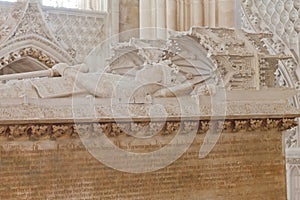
[0,0,107,73]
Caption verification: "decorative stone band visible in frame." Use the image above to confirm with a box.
[0,88,299,122]
[287,158,300,165]
[0,89,298,143]
[0,47,58,69]
[0,118,296,142]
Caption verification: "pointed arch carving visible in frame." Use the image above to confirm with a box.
[0,35,76,72]
[0,0,109,73]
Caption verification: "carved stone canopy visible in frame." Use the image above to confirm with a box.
[0,0,107,74]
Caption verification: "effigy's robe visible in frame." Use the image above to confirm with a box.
[31,77,85,98]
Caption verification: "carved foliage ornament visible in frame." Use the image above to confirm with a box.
[189,28,291,90]
[0,1,24,42]
[0,118,296,141]
[0,47,57,69]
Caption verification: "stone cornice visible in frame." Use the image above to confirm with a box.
[0,97,298,124]
[0,117,296,142]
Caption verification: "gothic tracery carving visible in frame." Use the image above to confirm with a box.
[241,2,300,199]
[0,0,108,70]
[241,1,300,154]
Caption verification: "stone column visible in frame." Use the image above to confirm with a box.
[203,0,208,26]
[89,0,97,11]
[119,0,140,41]
[156,0,167,39]
[209,0,216,27]
[106,0,119,41]
[204,0,216,27]
[234,0,242,29]
[179,0,185,31]
[217,0,235,27]
[83,0,90,9]
[140,0,156,39]
[184,0,190,30]
[191,0,204,27]
[166,0,177,30]
[81,0,84,9]
[299,34,300,63]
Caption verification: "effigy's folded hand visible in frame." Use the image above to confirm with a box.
[52,63,70,76]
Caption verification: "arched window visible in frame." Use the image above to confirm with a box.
[0,0,17,2]
[0,0,108,12]
[41,0,107,12]
[42,0,78,9]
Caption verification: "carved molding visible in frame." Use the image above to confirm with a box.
[287,158,300,165]
[0,47,58,69]
[0,118,296,141]
[0,97,297,122]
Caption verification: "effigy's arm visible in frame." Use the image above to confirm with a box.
[53,63,126,98]
[0,63,89,82]
[0,68,57,82]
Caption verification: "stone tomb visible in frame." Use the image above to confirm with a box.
[0,28,299,199]
[0,91,298,200]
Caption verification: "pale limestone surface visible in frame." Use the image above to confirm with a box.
[119,0,140,41]
[0,28,291,100]
[0,28,298,146]
[241,1,300,199]
[0,0,299,199]
[139,0,236,39]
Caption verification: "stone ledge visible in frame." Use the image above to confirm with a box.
[0,118,296,142]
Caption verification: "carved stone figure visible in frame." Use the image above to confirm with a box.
[0,28,219,100]
[0,27,290,101]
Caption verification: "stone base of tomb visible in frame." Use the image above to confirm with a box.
[0,89,298,199]
[0,120,292,200]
